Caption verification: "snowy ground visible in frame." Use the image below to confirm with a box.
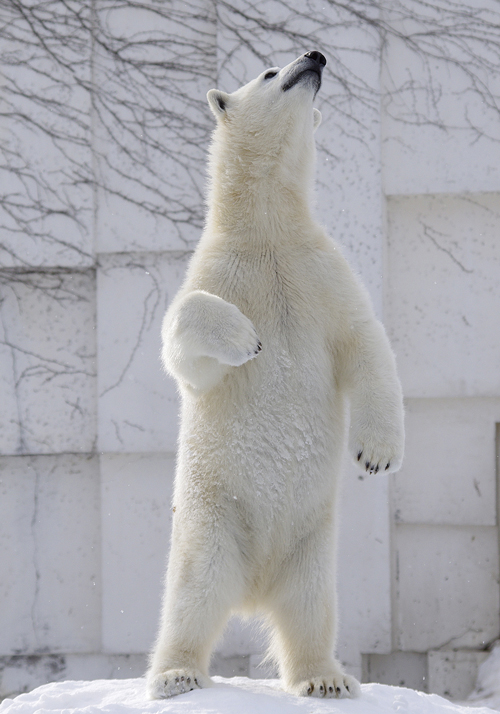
[0,676,498,714]
[462,645,500,711]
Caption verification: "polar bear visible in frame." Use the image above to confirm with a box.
[147,50,404,700]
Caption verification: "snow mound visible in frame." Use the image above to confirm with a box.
[0,676,498,714]
[465,644,500,710]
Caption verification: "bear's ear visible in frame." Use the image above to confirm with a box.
[313,108,322,131]
[207,89,231,119]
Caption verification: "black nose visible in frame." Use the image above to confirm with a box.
[305,51,326,67]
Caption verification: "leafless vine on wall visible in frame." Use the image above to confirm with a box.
[0,0,499,271]
[0,0,499,455]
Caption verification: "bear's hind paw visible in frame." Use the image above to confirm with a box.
[291,672,361,699]
[147,668,211,699]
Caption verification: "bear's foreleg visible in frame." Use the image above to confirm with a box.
[266,528,361,699]
[161,290,261,391]
[147,520,245,699]
[343,319,405,475]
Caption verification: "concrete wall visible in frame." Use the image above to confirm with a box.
[1,0,499,701]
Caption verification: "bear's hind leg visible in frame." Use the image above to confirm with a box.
[147,525,245,699]
[267,529,361,699]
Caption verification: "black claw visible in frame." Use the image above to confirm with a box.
[186,677,191,684]
[385,462,390,470]
[307,684,313,694]
[374,464,379,473]
[365,461,370,470]
[329,686,334,693]
[336,686,342,695]
[357,450,363,461]
[194,678,198,686]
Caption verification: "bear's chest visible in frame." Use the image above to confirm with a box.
[195,247,327,342]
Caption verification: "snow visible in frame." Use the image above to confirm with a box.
[0,677,497,714]
[464,644,500,711]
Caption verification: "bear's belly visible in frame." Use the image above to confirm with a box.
[176,337,345,546]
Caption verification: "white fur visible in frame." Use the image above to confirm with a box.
[147,53,404,701]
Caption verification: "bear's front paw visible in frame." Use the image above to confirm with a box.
[212,307,262,367]
[147,668,211,699]
[352,438,403,475]
[289,672,361,699]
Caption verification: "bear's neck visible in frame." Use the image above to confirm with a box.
[205,136,316,243]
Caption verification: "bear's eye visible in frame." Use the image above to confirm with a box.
[264,70,278,80]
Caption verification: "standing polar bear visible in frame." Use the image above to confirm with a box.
[147,51,404,700]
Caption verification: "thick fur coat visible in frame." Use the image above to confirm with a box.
[147,51,405,700]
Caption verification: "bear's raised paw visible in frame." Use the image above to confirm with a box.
[210,307,262,367]
[147,668,212,699]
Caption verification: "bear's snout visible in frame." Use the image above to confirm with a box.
[304,50,326,67]
[282,51,326,94]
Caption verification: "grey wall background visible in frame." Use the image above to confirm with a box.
[1,0,500,702]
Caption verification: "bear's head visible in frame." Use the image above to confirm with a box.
[206,52,326,221]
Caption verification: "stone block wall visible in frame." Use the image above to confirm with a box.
[363,8,500,693]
